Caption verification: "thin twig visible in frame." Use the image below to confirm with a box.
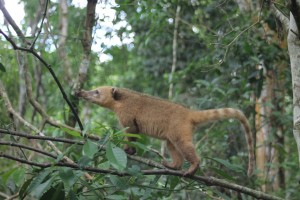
[0,128,84,145]
[30,0,49,49]
[0,141,57,158]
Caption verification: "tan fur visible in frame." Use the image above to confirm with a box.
[76,86,255,176]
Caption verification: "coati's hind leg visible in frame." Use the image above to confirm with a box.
[170,136,200,176]
[162,140,184,170]
[179,141,200,176]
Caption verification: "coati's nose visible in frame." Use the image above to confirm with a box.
[75,90,82,97]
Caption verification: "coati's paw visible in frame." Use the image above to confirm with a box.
[162,160,181,170]
[124,147,136,155]
[183,164,199,176]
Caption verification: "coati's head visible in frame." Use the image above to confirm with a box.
[76,86,122,109]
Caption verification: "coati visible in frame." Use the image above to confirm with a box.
[76,86,255,176]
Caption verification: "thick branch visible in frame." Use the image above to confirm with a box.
[0,152,283,200]
[270,4,289,31]
[290,0,300,38]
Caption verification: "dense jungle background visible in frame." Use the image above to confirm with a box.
[0,0,299,199]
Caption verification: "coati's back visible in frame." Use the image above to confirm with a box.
[116,88,191,139]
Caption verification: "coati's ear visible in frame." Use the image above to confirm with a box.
[111,87,122,100]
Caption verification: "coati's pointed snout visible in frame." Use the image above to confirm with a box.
[75,90,86,97]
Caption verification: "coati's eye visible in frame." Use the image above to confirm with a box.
[95,90,99,94]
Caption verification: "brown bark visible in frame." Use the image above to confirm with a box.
[58,0,72,84]
[66,0,97,129]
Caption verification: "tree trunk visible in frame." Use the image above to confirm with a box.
[58,0,72,84]
[289,13,300,167]
[66,0,97,130]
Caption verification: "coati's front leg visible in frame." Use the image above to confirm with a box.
[162,140,184,170]
[121,118,139,155]
[124,136,137,155]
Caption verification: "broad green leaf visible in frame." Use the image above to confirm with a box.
[109,175,128,190]
[32,176,56,199]
[19,178,33,199]
[98,161,110,170]
[26,169,54,194]
[0,62,6,72]
[106,141,127,170]
[83,140,98,159]
[77,156,92,168]
[12,168,26,187]
[40,182,65,200]
[59,167,78,189]
[2,167,17,183]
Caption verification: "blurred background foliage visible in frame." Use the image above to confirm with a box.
[0,0,298,199]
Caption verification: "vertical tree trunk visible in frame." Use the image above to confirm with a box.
[66,0,97,130]
[58,0,72,84]
[289,13,300,167]
[255,66,280,192]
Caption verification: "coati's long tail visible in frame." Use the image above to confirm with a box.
[189,108,255,176]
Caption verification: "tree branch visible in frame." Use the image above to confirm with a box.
[0,141,57,159]
[0,128,84,145]
[290,0,300,38]
[30,0,49,49]
[168,5,181,99]
[270,3,289,32]
[0,152,283,200]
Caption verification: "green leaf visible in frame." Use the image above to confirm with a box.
[59,167,78,189]
[32,176,56,199]
[19,178,33,200]
[0,62,6,72]
[109,175,128,190]
[106,141,127,171]
[12,168,26,187]
[40,182,65,200]
[116,132,142,139]
[106,195,128,200]
[60,126,81,137]
[207,157,244,173]
[68,190,78,200]
[77,156,92,168]
[2,167,17,183]
[210,167,235,181]
[83,140,98,159]
[26,168,54,195]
